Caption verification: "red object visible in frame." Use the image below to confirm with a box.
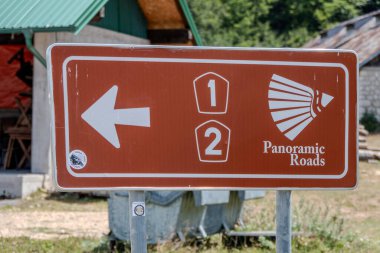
[48,44,358,190]
[0,45,32,108]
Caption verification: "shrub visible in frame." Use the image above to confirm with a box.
[360,111,380,133]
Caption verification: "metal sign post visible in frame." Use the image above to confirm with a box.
[276,190,292,253]
[129,190,147,253]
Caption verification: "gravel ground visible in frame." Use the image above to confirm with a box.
[0,211,108,239]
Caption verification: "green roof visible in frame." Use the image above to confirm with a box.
[0,0,108,34]
[178,0,202,46]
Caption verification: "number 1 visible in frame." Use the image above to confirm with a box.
[208,79,216,107]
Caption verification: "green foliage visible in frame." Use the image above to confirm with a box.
[360,111,380,132]
[188,0,378,47]
[230,198,378,252]
[257,236,275,250]
[360,0,380,13]
[189,0,279,47]
[269,0,363,46]
[292,199,348,250]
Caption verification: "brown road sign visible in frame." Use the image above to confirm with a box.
[48,44,358,190]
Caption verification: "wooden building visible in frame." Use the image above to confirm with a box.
[0,0,202,197]
[305,10,380,122]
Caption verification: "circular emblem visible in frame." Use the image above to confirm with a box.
[68,150,87,170]
[134,204,145,216]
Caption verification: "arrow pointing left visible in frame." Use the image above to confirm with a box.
[81,85,150,149]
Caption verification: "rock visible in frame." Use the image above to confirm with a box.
[359,150,372,161]
[359,128,369,136]
[359,143,368,149]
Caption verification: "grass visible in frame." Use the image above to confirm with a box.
[0,233,375,253]
[2,173,378,253]
[237,160,380,252]
[0,237,109,253]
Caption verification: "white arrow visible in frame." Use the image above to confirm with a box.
[81,85,150,149]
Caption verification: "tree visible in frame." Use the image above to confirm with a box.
[269,0,365,46]
[188,0,378,47]
[360,0,380,13]
[189,0,279,47]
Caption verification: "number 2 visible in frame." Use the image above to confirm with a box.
[204,127,222,155]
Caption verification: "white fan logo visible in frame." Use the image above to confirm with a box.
[268,74,334,141]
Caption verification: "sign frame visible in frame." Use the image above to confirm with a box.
[47,43,359,191]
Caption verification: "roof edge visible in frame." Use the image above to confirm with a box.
[319,9,380,37]
[360,50,380,68]
[0,0,108,35]
[178,0,203,46]
[74,0,109,34]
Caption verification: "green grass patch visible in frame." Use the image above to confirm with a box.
[0,237,109,253]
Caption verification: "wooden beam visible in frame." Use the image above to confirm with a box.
[148,29,189,44]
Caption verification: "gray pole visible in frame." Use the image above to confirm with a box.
[276,190,292,253]
[129,190,147,253]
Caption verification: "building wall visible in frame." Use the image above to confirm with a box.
[359,66,380,121]
[32,25,149,174]
[94,0,147,39]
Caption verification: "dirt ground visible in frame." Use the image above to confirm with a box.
[0,211,108,239]
[0,193,109,239]
[0,135,379,241]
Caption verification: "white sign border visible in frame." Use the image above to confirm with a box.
[57,55,350,180]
